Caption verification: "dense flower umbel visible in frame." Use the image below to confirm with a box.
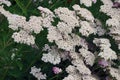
[80,0,97,7]
[0,1,120,80]
[100,0,120,50]
[30,66,47,80]
[0,0,11,6]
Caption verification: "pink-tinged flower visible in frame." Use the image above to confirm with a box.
[92,0,97,3]
[112,2,120,8]
[52,67,62,74]
[98,59,109,68]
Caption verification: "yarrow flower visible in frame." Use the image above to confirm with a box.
[30,66,47,80]
[80,0,97,7]
[98,59,109,68]
[52,67,62,74]
[0,0,11,6]
[0,2,120,80]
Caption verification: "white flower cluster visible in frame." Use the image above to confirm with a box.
[42,44,71,65]
[109,67,120,80]
[82,75,99,80]
[63,65,82,80]
[93,38,117,60]
[72,58,91,75]
[47,4,104,51]
[80,0,97,7]
[0,0,11,6]
[64,64,99,80]
[47,7,81,51]
[0,6,55,45]
[100,0,120,50]
[0,4,105,47]
[42,42,97,80]
[80,0,93,7]
[62,43,97,80]
[79,48,95,66]
[42,45,61,65]
[72,5,104,37]
[73,5,94,22]
[30,66,47,80]
[93,38,119,80]
[47,24,82,51]
[54,7,79,28]
[94,19,106,36]
[79,21,96,36]
[93,38,119,79]
[37,6,54,28]
[12,30,35,45]
[32,4,110,80]
[0,1,120,80]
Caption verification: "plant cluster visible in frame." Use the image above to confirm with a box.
[0,0,120,80]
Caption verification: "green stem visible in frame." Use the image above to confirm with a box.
[25,51,42,72]
[3,37,6,49]
[69,0,76,8]
[49,71,65,80]
[1,61,13,80]
[14,0,27,16]
[25,0,32,9]
[50,0,60,9]
[1,69,8,80]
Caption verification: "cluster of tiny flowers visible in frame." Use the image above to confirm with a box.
[80,0,97,7]
[93,38,117,60]
[30,66,47,80]
[42,45,61,65]
[109,67,120,80]
[0,6,41,45]
[42,44,71,65]
[79,48,95,66]
[93,38,120,80]
[52,67,62,74]
[0,1,120,80]
[0,4,55,45]
[100,0,120,50]
[0,0,11,6]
